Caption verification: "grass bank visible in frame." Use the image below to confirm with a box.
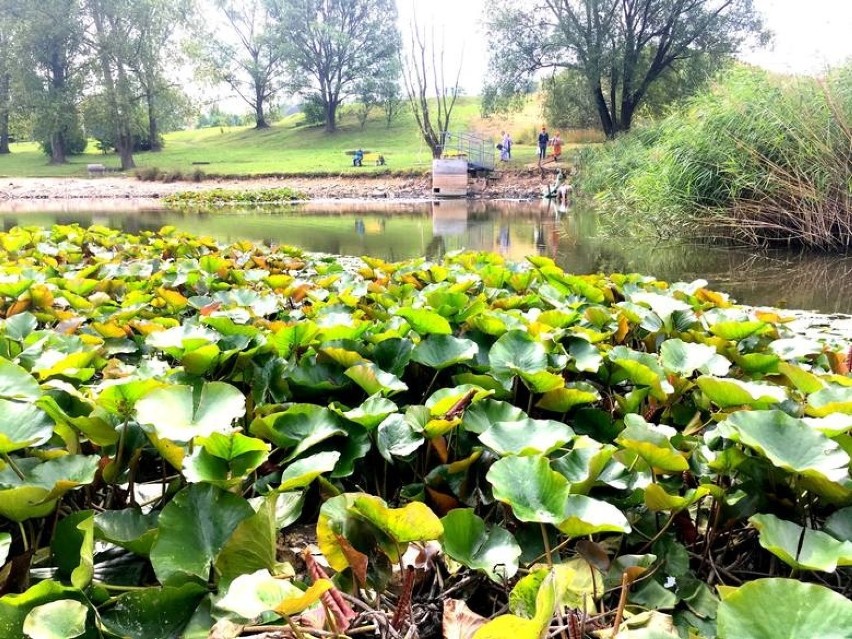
[0,97,589,180]
[578,65,852,249]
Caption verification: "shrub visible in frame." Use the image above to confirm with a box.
[579,64,852,249]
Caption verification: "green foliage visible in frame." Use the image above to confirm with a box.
[580,64,852,248]
[163,187,307,205]
[0,225,850,636]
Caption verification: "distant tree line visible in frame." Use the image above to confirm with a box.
[0,0,404,167]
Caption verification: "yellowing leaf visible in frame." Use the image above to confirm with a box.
[273,579,333,616]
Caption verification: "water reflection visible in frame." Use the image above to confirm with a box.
[2,200,851,314]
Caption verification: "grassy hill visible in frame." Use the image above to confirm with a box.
[0,96,600,179]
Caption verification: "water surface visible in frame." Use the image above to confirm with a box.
[3,200,850,314]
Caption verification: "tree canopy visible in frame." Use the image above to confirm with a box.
[271,0,401,133]
[486,0,767,137]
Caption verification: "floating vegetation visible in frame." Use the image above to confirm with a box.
[163,186,307,206]
[0,224,850,638]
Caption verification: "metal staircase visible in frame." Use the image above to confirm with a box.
[440,131,496,173]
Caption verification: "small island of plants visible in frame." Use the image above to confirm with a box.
[0,225,850,638]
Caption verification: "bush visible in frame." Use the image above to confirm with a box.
[579,64,852,249]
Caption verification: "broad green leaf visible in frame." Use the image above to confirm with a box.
[568,338,603,373]
[182,432,270,487]
[750,513,852,572]
[96,379,163,416]
[396,308,452,335]
[0,399,55,454]
[709,320,768,340]
[0,358,41,400]
[250,404,347,462]
[426,384,492,416]
[479,418,575,456]
[487,455,570,524]
[517,369,565,393]
[376,414,424,462]
[441,509,521,582]
[644,484,722,512]
[825,507,852,542]
[277,451,340,491]
[215,494,279,585]
[609,346,670,399]
[0,581,92,639]
[474,570,557,639]
[99,583,207,639]
[411,334,478,369]
[135,382,246,443]
[659,339,730,377]
[778,362,825,394]
[0,456,99,522]
[22,600,87,639]
[557,495,631,537]
[552,437,616,495]
[696,376,787,408]
[630,292,691,323]
[216,569,305,620]
[717,410,850,485]
[150,483,254,585]
[536,383,600,413]
[807,385,852,417]
[94,508,159,556]
[716,578,852,639]
[332,395,397,430]
[353,494,443,543]
[616,415,688,473]
[461,399,527,435]
[489,330,548,383]
[345,362,408,396]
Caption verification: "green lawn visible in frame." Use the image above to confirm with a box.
[0,98,544,178]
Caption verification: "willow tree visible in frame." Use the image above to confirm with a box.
[486,0,766,138]
[271,0,401,133]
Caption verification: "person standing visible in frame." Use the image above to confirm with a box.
[500,131,510,161]
[552,132,563,162]
[537,126,549,164]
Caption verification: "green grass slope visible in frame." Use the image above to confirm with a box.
[0,98,550,178]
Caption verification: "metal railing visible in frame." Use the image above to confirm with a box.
[439,131,496,171]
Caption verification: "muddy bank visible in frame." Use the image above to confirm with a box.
[0,169,556,204]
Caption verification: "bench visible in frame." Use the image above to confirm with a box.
[87,163,106,177]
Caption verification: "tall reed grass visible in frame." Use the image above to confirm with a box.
[578,65,852,249]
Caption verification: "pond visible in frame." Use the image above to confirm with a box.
[3,199,851,314]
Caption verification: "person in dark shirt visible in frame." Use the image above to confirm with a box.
[537,126,549,164]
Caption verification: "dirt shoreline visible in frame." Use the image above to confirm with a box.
[0,170,554,204]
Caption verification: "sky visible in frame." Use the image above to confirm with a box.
[396,0,852,93]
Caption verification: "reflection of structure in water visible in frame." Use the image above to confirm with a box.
[431,200,468,236]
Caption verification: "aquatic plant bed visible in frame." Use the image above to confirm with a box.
[0,224,850,638]
[162,187,307,206]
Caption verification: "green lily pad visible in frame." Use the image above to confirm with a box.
[345,362,408,396]
[489,330,548,384]
[183,432,270,487]
[94,508,159,556]
[536,382,600,413]
[0,358,41,401]
[150,483,254,585]
[277,451,341,491]
[135,382,246,443]
[749,513,852,572]
[461,399,527,435]
[215,495,279,585]
[376,414,425,461]
[0,456,99,521]
[411,334,478,369]
[616,415,688,473]
[441,509,521,583]
[696,376,787,408]
[215,569,304,620]
[479,418,575,456]
[0,581,93,639]
[100,583,207,639]
[250,404,347,462]
[353,494,443,543]
[716,578,852,639]
[487,455,570,524]
[0,399,55,454]
[22,599,88,639]
[709,320,768,340]
[332,395,398,430]
[716,410,850,485]
[807,385,852,417]
[396,307,452,335]
[659,339,730,377]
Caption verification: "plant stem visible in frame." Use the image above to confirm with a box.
[540,522,554,568]
[2,452,26,481]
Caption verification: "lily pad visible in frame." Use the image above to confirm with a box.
[441,509,521,582]
[750,513,852,572]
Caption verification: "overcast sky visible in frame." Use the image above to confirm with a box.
[396,0,852,93]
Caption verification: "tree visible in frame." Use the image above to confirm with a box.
[486,0,766,137]
[401,15,462,158]
[353,57,402,129]
[122,0,193,151]
[193,0,288,129]
[12,0,87,163]
[270,0,401,133]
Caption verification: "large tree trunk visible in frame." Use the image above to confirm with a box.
[145,87,161,151]
[0,72,9,154]
[592,83,616,139]
[49,132,67,164]
[324,100,338,133]
[254,81,268,128]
